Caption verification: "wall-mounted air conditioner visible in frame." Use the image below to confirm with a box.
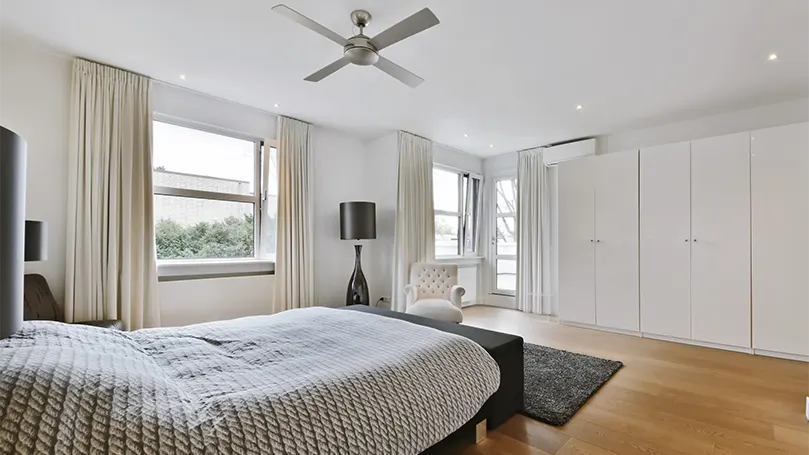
[543,138,596,165]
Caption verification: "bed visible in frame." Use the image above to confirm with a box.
[0,307,500,455]
[341,305,524,432]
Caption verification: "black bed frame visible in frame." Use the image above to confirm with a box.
[339,306,524,452]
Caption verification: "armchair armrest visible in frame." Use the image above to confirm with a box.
[450,285,466,309]
[404,284,419,309]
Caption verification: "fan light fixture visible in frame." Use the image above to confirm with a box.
[272,5,440,88]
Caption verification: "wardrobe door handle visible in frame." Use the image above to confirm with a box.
[693,239,697,243]
[596,240,601,243]
[685,239,689,242]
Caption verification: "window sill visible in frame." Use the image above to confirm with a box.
[434,256,484,266]
[157,259,275,282]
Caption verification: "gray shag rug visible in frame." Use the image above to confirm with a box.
[522,343,623,426]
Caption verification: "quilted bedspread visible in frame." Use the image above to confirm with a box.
[0,307,500,455]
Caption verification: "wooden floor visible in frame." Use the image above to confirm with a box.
[447,305,808,455]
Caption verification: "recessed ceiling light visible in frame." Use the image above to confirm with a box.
[576,104,583,110]
[274,103,280,108]
[463,133,468,138]
[489,144,494,148]
[179,74,186,80]
[768,53,778,61]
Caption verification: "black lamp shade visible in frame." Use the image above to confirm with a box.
[1,126,26,339]
[24,220,47,262]
[340,202,376,240]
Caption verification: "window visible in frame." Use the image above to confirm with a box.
[492,177,517,294]
[433,166,481,257]
[152,119,277,269]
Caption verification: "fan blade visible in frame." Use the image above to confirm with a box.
[369,8,439,51]
[304,56,351,82]
[272,4,347,46]
[373,56,424,88]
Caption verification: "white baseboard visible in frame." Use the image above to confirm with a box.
[642,333,753,354]
[493,309,808,363]
[560,321,642,337]
[753,349,809,363]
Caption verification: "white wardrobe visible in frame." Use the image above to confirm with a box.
[558,150,639,332]
[558,122,808,359]
[641,132,751,348]
[750,123,809,357]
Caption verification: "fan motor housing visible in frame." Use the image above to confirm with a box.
[344,36,378,66]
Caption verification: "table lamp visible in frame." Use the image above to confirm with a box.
[340,202,376,306]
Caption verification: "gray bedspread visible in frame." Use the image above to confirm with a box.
[0,307,500,455]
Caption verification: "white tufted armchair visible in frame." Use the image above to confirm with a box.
[404,263,465,323]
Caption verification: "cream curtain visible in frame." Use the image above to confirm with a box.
[516,148,551,314]
[392,131,435,312]
[273,116,314,312]
[65,59,159,330]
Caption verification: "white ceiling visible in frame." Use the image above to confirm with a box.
[1,0,807,156]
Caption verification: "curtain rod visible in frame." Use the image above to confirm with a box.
[514,145,546,154]
[75,57,150,79]
[399,130,431,142]
[513,136,596,155]
[278,114,312,126]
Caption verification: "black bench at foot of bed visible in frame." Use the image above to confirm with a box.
[340,305,524,449]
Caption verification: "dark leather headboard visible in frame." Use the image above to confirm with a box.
[23,274,64,322]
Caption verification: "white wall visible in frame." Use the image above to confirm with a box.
[434,143,484,175]
[153,82,277,140]
[159,275,274,327]
[0,29,72,305]
[363,132,399,305]
[483,151,517,178]
[484,97,809,176]
[596,98,809,154]
[312,126,371,308]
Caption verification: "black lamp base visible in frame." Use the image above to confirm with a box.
[346,244,370,306]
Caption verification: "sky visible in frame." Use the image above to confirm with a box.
[433,167,459,212]
[153,121,256,188]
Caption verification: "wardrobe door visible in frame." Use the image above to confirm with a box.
[640,142,691,339]
[751,122,809,356]
[558,158,595,324]
[594,150,639,331]
[690,132,751,348]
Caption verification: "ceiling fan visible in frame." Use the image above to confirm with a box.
[272,4,440,88]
